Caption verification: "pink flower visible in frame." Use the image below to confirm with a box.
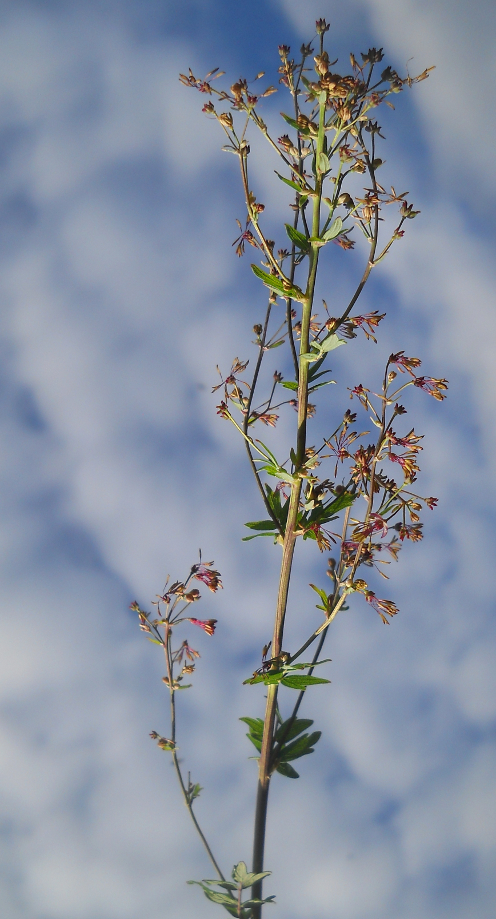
[188,618,217,636]
[365,591,399,624]
[413,376,448,401]
[193,563,223,592]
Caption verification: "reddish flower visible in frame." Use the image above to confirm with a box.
[173,640,200,663]
[425,496,438,509]
[216,401,230,419]
[413,376,448,401]
[349,383,371,409]
[193,562,223,592]
[397,523,423,542]
[188,618,217,636]
[365,591,399,624]
[388,351,422,376]
[352,513,388,541]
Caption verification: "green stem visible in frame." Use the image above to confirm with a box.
[251,93,327,919]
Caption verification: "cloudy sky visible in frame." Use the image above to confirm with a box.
[0,1,495,917]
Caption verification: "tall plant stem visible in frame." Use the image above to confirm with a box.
[251,96,327,918]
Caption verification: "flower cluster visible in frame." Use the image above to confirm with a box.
[131,557,221,704]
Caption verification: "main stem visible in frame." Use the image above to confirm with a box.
[251,97,327,917]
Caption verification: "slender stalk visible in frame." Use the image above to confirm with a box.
[163,625,225,881]
[251,94,327,918]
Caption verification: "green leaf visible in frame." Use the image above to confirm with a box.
[244,519,278,531]
[309,379,335,393]
[280,674,330,689]
[318,333,347,353]
[254,439,278,464]
[233,861,248,884]
[244,670,285,686]
[146,637,163,645]
[281,112,311,135]
[200,888,240,911]
[281,380,298,391]
[279,731,322,761]
[323,216,343,240]
[274,717,314,744]
[318,151,330,174]
[276,761,299,778]
[233,862,272,889]
[246,734,262,752]
[242,532,279,542]
[310,583,329,604]
[251,264,306,302]
[280,112,300,131]
[285,223,310,251]
[285,659,331,670]
[239,716,264,737]
[261,465,297,485]
[308,357,331,382]
[275,173,301,192]
[323,491,356,516]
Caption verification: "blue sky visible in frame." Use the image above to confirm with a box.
[0,1,495,918]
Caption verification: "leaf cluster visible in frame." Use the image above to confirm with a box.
[189,862,275,918]
[240,715,322,779]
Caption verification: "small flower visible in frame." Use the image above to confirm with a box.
[257,412,279,427]
[316,18,330,35]
[150,732,176,751]
[218,111,233,129]
[174,640,200,664]
[425,496,438,509]
[349,383,370,409]
[192,562,223,592]
[335,234,355,250]
[352,513,388,541]
[365,591,399,624]
[397,523,423,542]
[188,618,217,636]
[216,401,230,419]
[388,351,422,376]
[413,376,448,401]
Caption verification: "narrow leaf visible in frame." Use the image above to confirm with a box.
[246,734,262,752]
[274,717,314,743]
[242,532,279,542]
[244,520,278,531]
[323,217,343,240]
[279,731,322,761]
[275,171,307,192]
[251,264,305,302]
[280,112,301,131]
[280,674,330,689]
[239,717,264,737]
[285,223,310,251]
[276,761,299,778]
